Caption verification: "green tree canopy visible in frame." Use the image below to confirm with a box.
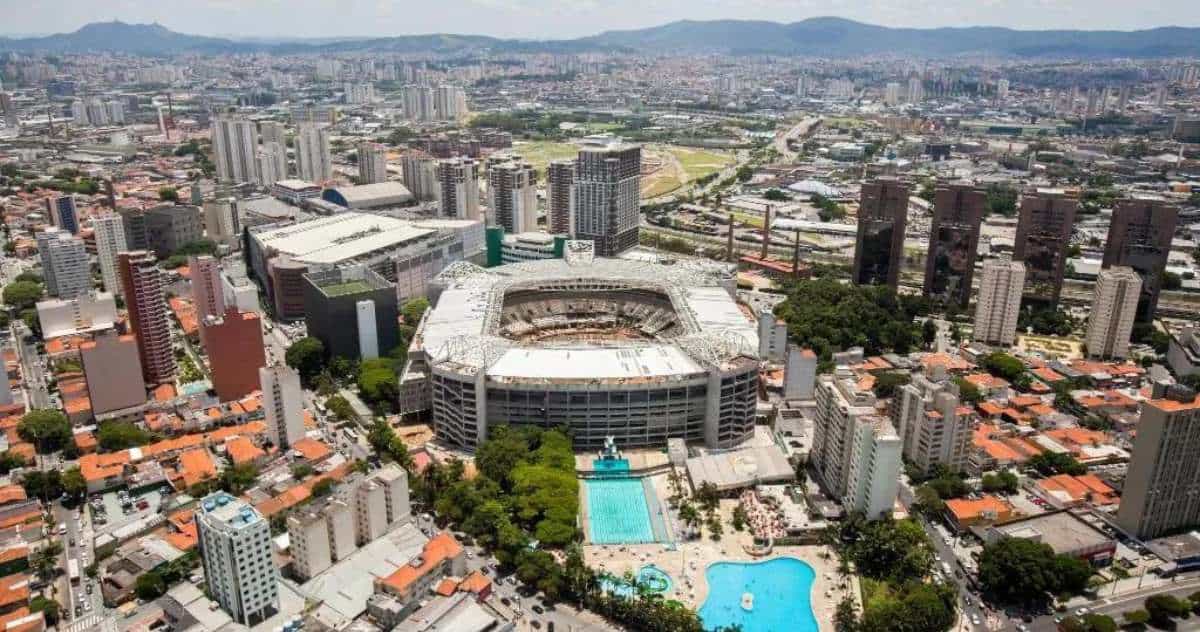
[17,409,72,453]
[978,537,1092,606]
[97,421,156,451]
[285,337,326,386]
[401,297,430,327]
[3,280,44,310]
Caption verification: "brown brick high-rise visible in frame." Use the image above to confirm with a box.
[1014,190,1078,305]
[204,308,267,402]
[1103,198,1179,322]
[853,178,910,290]
[118,250,176,385]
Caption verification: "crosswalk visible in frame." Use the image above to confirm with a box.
[64,613,116,632]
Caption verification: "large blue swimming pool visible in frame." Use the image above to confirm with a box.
[585,477,656,544]
[698,557,818,632]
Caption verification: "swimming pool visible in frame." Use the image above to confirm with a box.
[599,565,674,598]
[585,477,656,544]
[592,458,631,476]
[698,558,818,632]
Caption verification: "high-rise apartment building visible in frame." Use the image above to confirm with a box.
[923,184,985,307]
[893,369,974,476]
[434,85,468,120]
[257,142,288,188]
[259,120,286,146]
[812,369,901,520]
[884,82,902,106]
[118,207,150,252]
[91,214,127,295]
[287,499,356,581]
[203,199,239,247]
[80,332,146,416]
[336,464,412,546]
[488,161,538,234]
[1102,198,1179,322]
[436,158,480,221]
[259,364,305,448]
[119,251,176,384]
[358,142,388,185]
[146,204,204,256]
[197,492,280,626]
[205,308,266,402]
[212,115,260,184]
[296,124,332,184]
[37,228,91,299]
[1086,266,1142,360]
[401,153,438,201]
[190,255,226,325]
[853,178,910,290]
[1014,190,1078,305]
[547,159,576,236]
[1115,384,1200,539]
[401,85,435,121]
[574,143,641,257]
[45,194,79,234]
[0,92,18,129]
[973,259,1025,346]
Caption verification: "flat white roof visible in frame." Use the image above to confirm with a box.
[254,212,435,264]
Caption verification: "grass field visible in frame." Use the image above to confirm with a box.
[669,146,736,180]
[510,140,579,173]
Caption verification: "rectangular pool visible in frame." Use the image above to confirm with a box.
[584,477,656,544]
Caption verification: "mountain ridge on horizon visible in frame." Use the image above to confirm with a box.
[2,17,1199,58]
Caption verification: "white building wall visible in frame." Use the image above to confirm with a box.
[356,299,379,360]
[259,365,305,448]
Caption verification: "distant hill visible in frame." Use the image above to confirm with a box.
[2,18,1199,58]
[576,17,1200,57]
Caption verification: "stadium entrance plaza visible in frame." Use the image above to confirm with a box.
[580,469,846,631]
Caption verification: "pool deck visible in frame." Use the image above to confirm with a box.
[575,449,670,475]
[583,498,854,632]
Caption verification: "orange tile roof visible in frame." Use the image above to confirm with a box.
[945,495,1015,522]
[1037,474,1118,506]
[457,570,491,595]
[378,532,463,597]
[0,544,28,566]
[225,436,265,465]
[176,449,217,488]
[290,438,332,462]
[72,430,98,453]
[0,504,40,530]
[168,297,199,336]
[0,575,30,610]
[1032,367,1065,382]
[921,353,974,372]
[434,578,458,597]
[164,521,198,551]
[0,486,26,506]
[965,373,1009,390]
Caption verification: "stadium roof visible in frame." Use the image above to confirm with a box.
[417,257,757,382]
[252,212,435,265]
[322,182,414,209]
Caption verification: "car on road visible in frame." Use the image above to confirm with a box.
[533,605,544,614]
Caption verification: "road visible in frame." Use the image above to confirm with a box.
[53,501,106,625]
[17,333,50,408]
[773,116,822,158]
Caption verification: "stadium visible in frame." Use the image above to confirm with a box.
[405,250,761,451]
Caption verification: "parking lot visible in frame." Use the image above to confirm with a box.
[92,488,164,533]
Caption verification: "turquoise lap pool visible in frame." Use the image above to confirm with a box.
[698,557,818,632]
[584,477,656,544]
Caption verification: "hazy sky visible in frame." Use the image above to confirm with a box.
[0,0,1197,39]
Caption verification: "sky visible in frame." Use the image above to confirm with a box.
[0,0,1197,40]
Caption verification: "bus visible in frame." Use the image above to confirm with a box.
[67,559,80,584]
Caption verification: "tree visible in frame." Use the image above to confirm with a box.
[985,184,1018,215]
[1122,609,1150,626]
[846,518,934,584]
[401,297,430,327]
[217,463,258,495]
[3,280,43,310]
[291,463,314,479]
[1163,271,1183,291]
[285,337,326,386]
[981,470,1019,494]
[475,425,530,491]
[982,352,1026,382]
[835,595,860,632]
[97,421,156,450]
[872,372,911,399]
[29,596,59,625]
[135,571,167,600]
[774,279,926,362]
[20,470,63,501]
[1145,594,1188,628]
[763,188,790,201]
[953,377,983,404]
[1026,451,1086,477]
[922,319,938,349]
[61,467,86,500]
[325,395,355,421]
[17,409,72,453]
[978,537,1091,606]
[357,358,398,412]
[158,186,179,202]
[312,478,334,497]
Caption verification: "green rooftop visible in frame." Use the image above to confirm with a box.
[321,280,372,297]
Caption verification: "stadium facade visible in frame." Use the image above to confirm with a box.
[402,252,760,451]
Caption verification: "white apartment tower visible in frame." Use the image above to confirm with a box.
[401,154,438,201]
[257,142,288,187]
[546,159,576,236]
[91,214,127,295]
[574,142,641,257]
[784,345,817,400]
[436,158,480,221]
[287,499,355,582]
[973,259,1025,346]
[812,369,901,520]
[1116,384,1200,538]
[37,228,91,299]
[434,85,468,120]
[196,492,279,626]
[259,121,286,146]
[893,369,975,476]
[212,115,260,184]
[296,123,333,184]
[203,199,238,246]
[358,142,388,185]
[488,161,538,234]
[259,364,305,448]
[1086,266,1142,359]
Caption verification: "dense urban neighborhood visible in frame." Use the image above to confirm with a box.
[0,9,1199,632]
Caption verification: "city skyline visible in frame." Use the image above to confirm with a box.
[1,1,1199,40]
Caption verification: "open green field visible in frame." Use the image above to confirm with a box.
[510,140,579,173]
[668,146,736,180]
